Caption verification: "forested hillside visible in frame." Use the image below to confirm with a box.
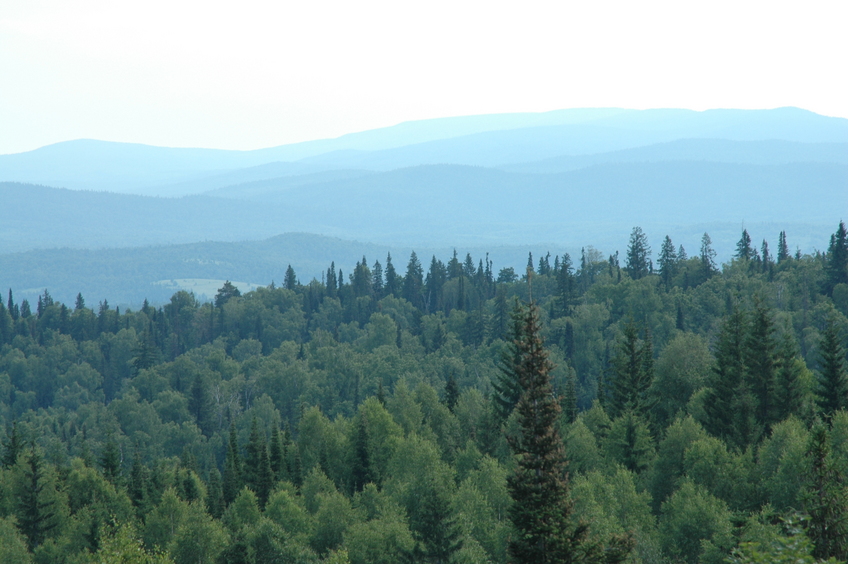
[2,222,848,563]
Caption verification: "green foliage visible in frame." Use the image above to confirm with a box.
[0,228,847,564]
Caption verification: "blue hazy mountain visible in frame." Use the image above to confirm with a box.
[2,159,843,253]
[2,107,846,195]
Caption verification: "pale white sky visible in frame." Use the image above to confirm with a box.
[1,0,846,155]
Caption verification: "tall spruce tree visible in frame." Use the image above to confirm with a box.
[492,301,527,422]
[506,301,631,564]
[350,413,373,493]
[625,227,651,280]
[704,306,760,448]
[735,229,753,261]
[777,230,790,263]
[745,298,779,431]
[774,329,806,421]
[657,235,677,289]
[244,418,273,507]
[403,251,424,308]
[700,233,717,279]
[17,445,57,550]
[284,265,297,290]
[384,253,399,297]
[825,221,848,295]
[609,322,654,419]
[803,424,848,561]
[816,316,848,418]
[1,420,23,468]
[223,422,242,505]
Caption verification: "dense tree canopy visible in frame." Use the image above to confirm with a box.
[1,223,848,564]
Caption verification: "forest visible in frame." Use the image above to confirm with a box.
[1,221,848,564]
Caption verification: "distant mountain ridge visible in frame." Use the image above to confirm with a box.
[2,107,846,195]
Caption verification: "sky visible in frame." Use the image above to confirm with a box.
[1,0,846,155]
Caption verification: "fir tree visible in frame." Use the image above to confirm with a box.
[128,446,148,514]
[371,259,384,298]
[704,306,751,446]
[700,232,717,279]
[555,253,574,317]
[1,420,23,468]
[403,251,424,308]
[735,229,753,261]
[284,265,297,290]
[625,227,651,280]
[350,414,373,493]
[777,230,790,264]
[492,302,527,422]
[609,322,654,419]
[774,329,806,421]
[418,481,463,564]
[803,424,848,561]
[207,468,225,519]
[223,422,242,505]
[17,445,57,550]
[657,235,678,289]
[816,316,848,418]
[100,436,122,483]
[825,221,848,295]
[745,298,778,431]
[269,424,285,481]
[506,301,631,564]
[384,253,399,297]
[444,374,460,413]
[244,418,273,507]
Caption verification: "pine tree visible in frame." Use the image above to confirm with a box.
[506,302,631,564]
[816,316,848,418]
[625,227,651,280]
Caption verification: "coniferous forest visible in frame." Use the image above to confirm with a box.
[2,222,848,564]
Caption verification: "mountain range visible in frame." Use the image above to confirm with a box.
[0,107,845,305]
